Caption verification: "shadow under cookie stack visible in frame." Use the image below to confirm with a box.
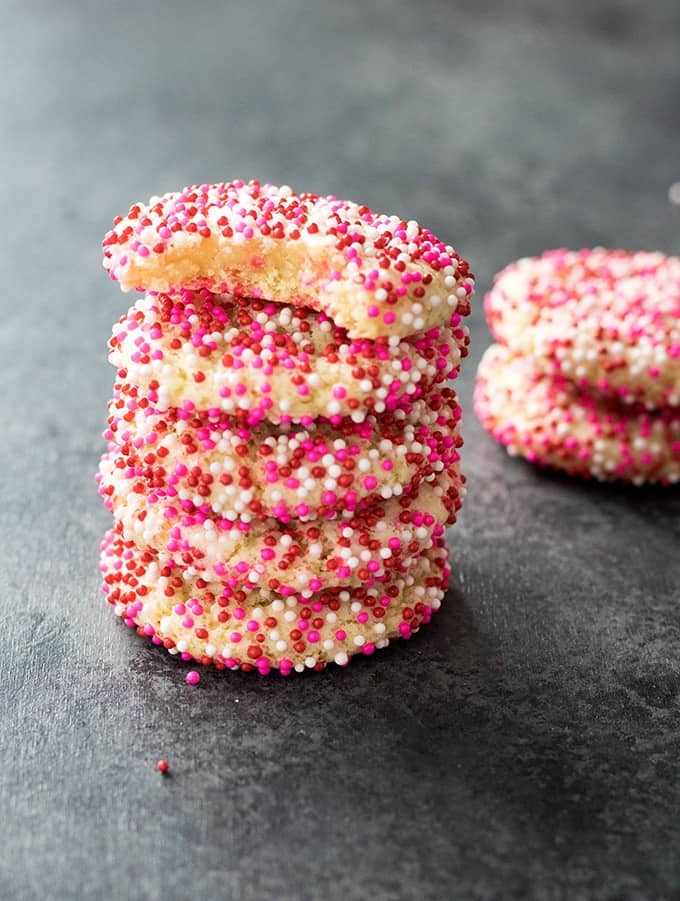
[97,180,474,674]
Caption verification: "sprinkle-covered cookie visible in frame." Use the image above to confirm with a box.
[474,344,680,484]
[485,249,680,409]
[109,290,466,424]
[100,528,452,674]
[97,459,464,591]
[105,377,463,522]
[102,179,474,340]
[98,178,474,675]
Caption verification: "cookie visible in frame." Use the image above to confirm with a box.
[99,527,452,674]
[105,377,463,522]
[474,344,680,484]
[484,248,680,409]
[109,290,466,424]
[97,459,464,590]
[102,179,474,340]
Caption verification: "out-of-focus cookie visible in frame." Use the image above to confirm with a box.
[484,248,680,409]
[102,179,474,340]
[474,344,680,484]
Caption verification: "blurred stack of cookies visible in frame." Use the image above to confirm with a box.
[475,248,680,484]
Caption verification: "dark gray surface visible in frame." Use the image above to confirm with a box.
[1,1,679,898]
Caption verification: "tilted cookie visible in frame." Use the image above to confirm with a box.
[474,344,680,484]
[485,248,680,409]
[98,459,464,592]
[102,179,474,340]
[100,528,451,674]
[105,378,463,522]
[109,290,465,424]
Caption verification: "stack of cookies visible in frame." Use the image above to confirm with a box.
[97,180,475,674]
[475,248,680,484]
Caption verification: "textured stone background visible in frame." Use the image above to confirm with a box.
[1,1,679,898]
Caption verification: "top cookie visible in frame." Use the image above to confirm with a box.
[102,179,474,339]
[485,248,680,408]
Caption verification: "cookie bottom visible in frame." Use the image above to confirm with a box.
[100,526,452,674]
[474,344,680,484]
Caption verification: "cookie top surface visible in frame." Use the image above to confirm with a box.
[110,290,465,424]
[102,179,474,339]
[485,248,680,408]
[474,343,680,484]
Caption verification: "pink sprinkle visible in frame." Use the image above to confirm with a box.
[185,671,200,686]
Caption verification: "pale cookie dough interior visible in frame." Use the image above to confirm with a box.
[102,180,474,340]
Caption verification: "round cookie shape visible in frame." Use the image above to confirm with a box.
[474,343,680,484]
[109,291,466,425]
[485,248,680,409]
[100,528,451,674]
[105,378,463,523]
[97,458,464,592]
[102,179,474,340]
